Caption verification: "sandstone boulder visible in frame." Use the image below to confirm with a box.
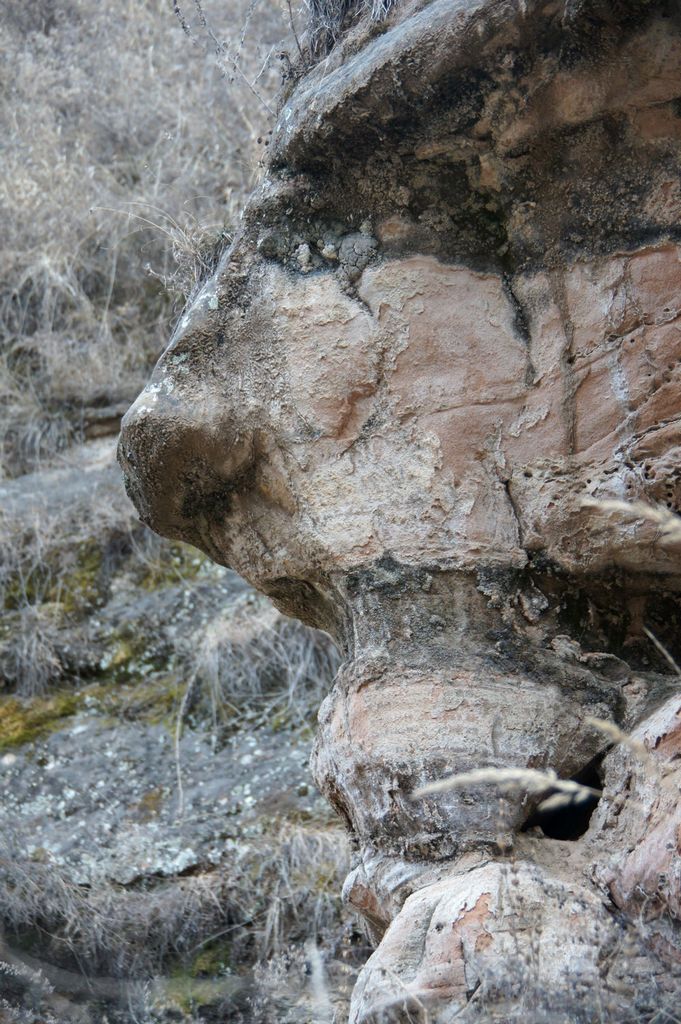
[120,0,681,1018]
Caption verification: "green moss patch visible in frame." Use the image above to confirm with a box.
[156,974,242,1015]
[135,542,213,592]
[0,675,189,750]
[2,540,106,616]
[190,938,233,977]
[0,691,81,750]
[58,541,106,613]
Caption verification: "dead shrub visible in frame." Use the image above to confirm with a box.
[0,0,288,476]
[182,598,341,730]
[0,822,350,982]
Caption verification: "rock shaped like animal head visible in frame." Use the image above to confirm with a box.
[119,5,681,1017]
[120,0,681,626]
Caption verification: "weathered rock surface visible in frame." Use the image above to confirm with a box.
[588,691,681,950]
[120,0,681,1019]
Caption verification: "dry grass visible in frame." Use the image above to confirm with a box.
[182,598,340,725]
[174,601,340,815]
[173,0,401,69]
[0,475,140,694]
[413,765,600,803]
[580,497,681,545]
[0,0,289,477]
[586,714,681,801]
[0,507,86,695]
[0,821,351,983]
[302,0,400,56]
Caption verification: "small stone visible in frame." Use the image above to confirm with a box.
[296,242,312,272]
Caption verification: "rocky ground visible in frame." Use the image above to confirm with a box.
[0,441,364,1023]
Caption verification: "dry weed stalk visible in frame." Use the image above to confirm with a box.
[643,625,681,676]
[585,717,651,762]
[412,766,600,802]
[303,0,399,56]
[173,0,276,113]
[580,497,681,545]
[586,715,680,798]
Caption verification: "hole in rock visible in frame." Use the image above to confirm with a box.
[521,756,603,841]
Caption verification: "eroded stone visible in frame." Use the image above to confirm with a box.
[119,0,681,1018]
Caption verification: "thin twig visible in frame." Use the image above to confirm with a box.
[287,0,305,60]
[174,674,199,820]
[643,626,681,676]
[174,0,275,114]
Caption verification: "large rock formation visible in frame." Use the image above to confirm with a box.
[119,0,681,1019]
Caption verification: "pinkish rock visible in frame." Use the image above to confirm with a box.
[119,0,681,1018]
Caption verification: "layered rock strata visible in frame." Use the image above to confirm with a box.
[119,0,681,1018]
